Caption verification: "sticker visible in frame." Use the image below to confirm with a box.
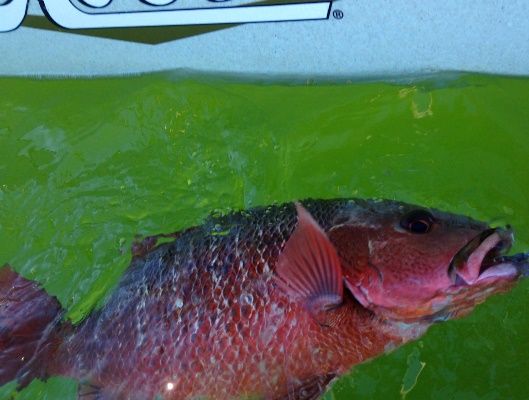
[0,0,28,32]
[0,0,332,32]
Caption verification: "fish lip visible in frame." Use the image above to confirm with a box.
[448,228,515,285]
[492,252,529,277]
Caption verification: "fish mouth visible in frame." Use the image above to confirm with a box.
[448,228,528,285]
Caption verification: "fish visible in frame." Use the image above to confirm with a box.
[1,198,528,400]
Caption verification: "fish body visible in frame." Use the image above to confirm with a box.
[1,198,527,400]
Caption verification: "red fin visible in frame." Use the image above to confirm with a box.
[0,264,65,388]
[276,203,343,315]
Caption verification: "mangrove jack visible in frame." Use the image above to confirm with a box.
[1,198,528,399]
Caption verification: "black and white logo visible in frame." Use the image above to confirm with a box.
[0,0,332,32]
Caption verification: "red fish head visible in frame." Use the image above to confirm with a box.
[330,201,527,323]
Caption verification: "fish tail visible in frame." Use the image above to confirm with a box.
[0,264,66,389]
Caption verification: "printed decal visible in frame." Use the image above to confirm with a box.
[0,1,332,32]
[0,0,28,32]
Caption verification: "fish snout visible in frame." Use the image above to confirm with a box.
[493,252,529,277]
[449,227,518,285]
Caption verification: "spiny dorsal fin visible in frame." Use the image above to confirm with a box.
[276,203,343,321]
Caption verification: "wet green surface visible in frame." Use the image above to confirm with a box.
[0,73,528,399]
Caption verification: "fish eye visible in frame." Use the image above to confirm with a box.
[400,209,435,234]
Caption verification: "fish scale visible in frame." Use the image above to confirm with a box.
[48,199,372,399]
[2,198,527,400]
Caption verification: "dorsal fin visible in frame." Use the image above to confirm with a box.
[275,203,343,320]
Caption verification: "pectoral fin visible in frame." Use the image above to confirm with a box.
[275,203,343,322]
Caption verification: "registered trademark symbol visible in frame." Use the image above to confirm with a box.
[332,9,344,19]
